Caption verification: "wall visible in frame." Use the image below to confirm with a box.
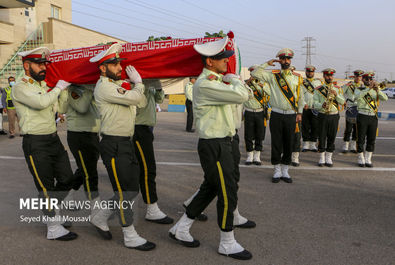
[44,18,124,50]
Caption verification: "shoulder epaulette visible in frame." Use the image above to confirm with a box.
[292,72,301,77]
[272,70,280,74]
[207,74,218,81]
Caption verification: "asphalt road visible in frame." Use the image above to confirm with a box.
[0,100,394,265]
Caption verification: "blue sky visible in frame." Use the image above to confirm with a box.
[71,0,395,80]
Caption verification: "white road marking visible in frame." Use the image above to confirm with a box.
[1,156,394,171]
[156,162,395,171]
[336,136,395,140]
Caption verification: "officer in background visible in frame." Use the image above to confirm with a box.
[0,84,5,135]
[58,84,102,220]
[12,47,77,240]
[133,79,173,224]
[4,76,20,138]
[251,48,304,183]
[342,70,364,153]
[243,66,268,165]
[301,65,322,152]
[313,68,345,167]
[354,72,388,167]
[91,43,155,251]
[184,77,196,132]
[169,37,253,260]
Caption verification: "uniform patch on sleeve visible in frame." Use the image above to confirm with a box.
[117,87,126,94]
[71,91,80,99]
[207,74,218,81]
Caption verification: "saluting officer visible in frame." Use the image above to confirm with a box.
[58,84,101,217]
[354,72,388,167]
[301,65,322,152]
[133,79,173,224]
[169,37,253,260]
[91,43,155,251]
[250,48,304,183]
[313,68,345,167]
[184,77,196,132]
[243,66,269,165]
[341,70,364,153]
[12,47,77,240]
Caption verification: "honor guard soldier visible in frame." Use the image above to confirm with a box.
[169,37,253,260]
[354,72,388,167]
[182,103,256,228]
[243,66,269,165]
[184,77,196,132]
[313,68,345,167]
[342,70,364,153]
[133,79,173,224]
[58,84,101,217]
[91,43,155,251]
[301,65,322,152]
[12,47,77,240]
[250,48,304,183]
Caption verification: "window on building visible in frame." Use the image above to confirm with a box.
[51,5,61,19]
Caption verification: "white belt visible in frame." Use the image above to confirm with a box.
[358,110,376,116]
[271,107,296,115]
[244,107,264,113]
[319,111,339,115]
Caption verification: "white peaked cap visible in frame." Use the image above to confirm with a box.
[193,36,233,57]
[89,43,125,64]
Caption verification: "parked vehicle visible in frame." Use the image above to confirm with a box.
[383,87,395,98]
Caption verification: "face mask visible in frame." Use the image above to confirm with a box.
[9,81,15,87]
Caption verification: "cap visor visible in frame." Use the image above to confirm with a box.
[101,57,126,64]
[211,50,234,59]
[25,58,52,63]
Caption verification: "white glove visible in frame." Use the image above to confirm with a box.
[125,65,142,84]
[55,80,71,90]
[223,74,239,83]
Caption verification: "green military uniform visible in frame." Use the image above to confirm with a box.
[12,75,75,217]
[301,77,322,145]
[251,63,304,166]
[342,80,363,144]
[58,85,101,201]
[184,81,194,131]
[185,68,251,231]
[354,84,388,154]
[243,79,269,158]
[313,82,345,153]
[94,76,146,227]
[133,79,165,205]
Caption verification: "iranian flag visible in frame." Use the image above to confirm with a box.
[45,32,239,87]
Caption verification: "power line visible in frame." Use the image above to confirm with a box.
[302,37,316,66]
[72,9,169,37]
[345,64,352,79]
[179,0,300,45]
[73,1,197,36]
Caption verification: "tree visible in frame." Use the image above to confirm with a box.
[204,30,226,38]
[147,36,172,41]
